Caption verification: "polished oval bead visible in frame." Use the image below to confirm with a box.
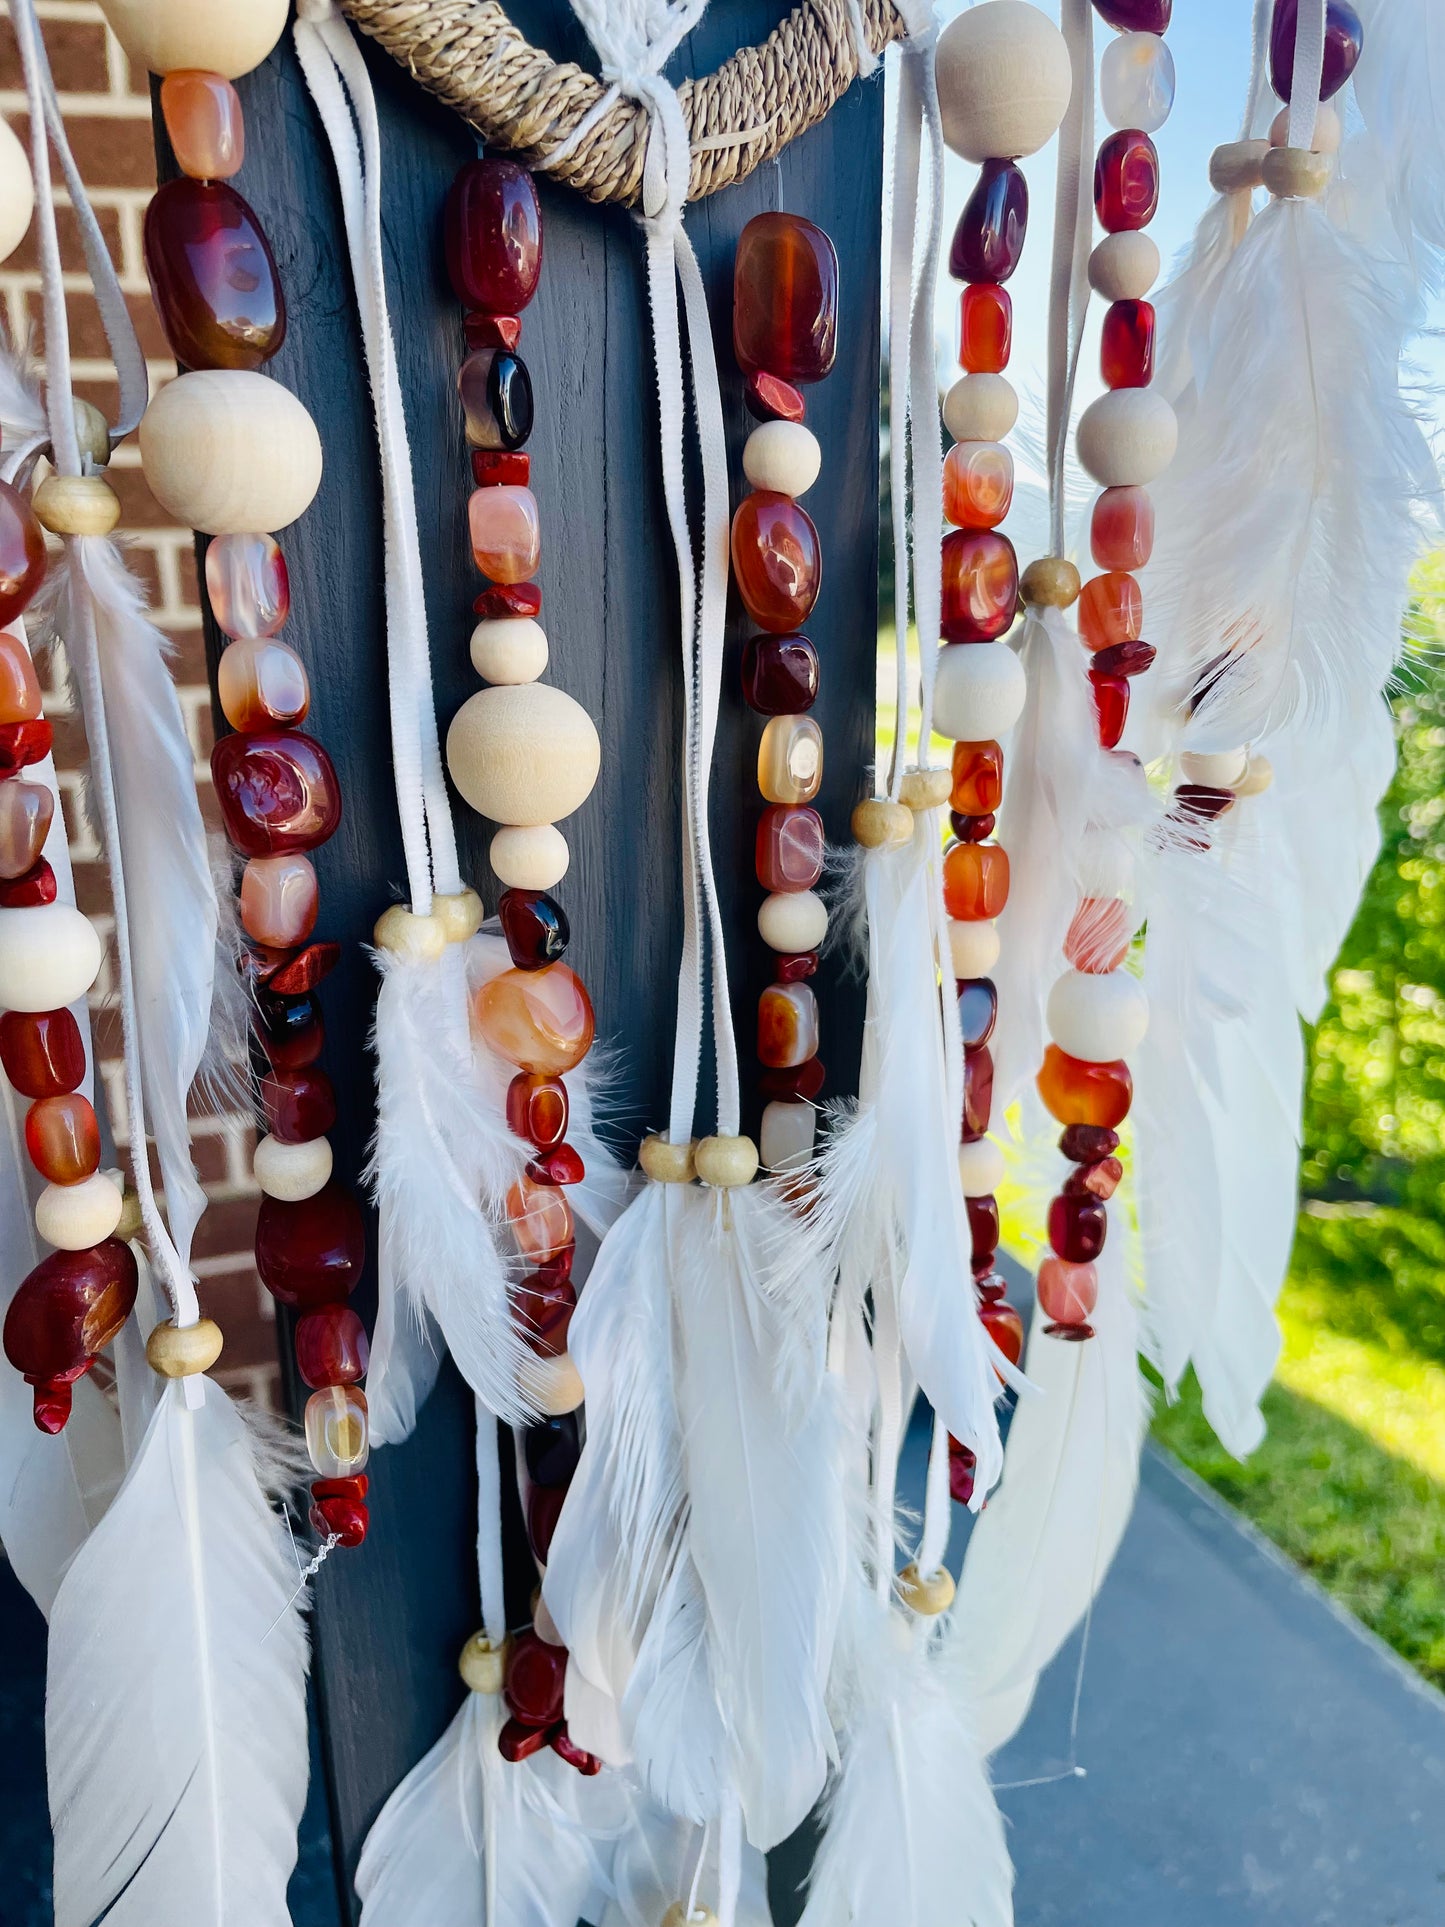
[444,158,542,315]
[740,633,819,713]
[211,730,341,856]
[525,1411,581,1487]
[506,1173,574,1263]
[1095,130,1160,233]
[0,632,42,723]
[941,528,1019,643]
[206,531,290,639]
[963,1044,995,1141]
[499,889,569,970]
[1101,298,1155,388]
[0,479,47,626]
[506,1070,569,1149]
[949,159,1028,284]
[1049,1191,1108,1262]
[26,1092,100,1184]
[943,441,1013,530]
[1079,571,1142,650]
[457,347,534,451]
[468,484,541,583]
[1061,1122,1121,1163]
[1037,1044,1133,1128]
[0,1007,84,1099]
[1065,1155,1125,1201]
[255,987,323,1067]
[950,740,1004,815]
[758,981,819,1069]
[217,636,310,733]
[733,211,839,384]
[2,1238,138,1425]
[295,1303,370,1389]
[256,1179,365,1307]
[745,370,806,423]
[1065,896,1134,973]
[1093,637,1156,679]
[473,963,595,1074]
[1093,0,1171,30]
[731,491,821,633]
[943,842,1010,920]
[981,1294,1025,1366]
[0,780,52,880]
[305,1383,369,1477]
[968,1193,1000,1270]
[504,1628,566,1727]
[760,1054,825,1101]
[1037,1256,1099,1326]
[757,714,823,805]
[1091,486,1154,569]
[756,804,825,893]
[1091,671,1130,748]
[958,282,1012,372]
[144,177,285,370]
[0,860,56,909]
[951,811,996,844]
[1100,32,1176,133]
[260,1064,337,1143]
[160,69,245,179]
[513,1268,576,1356]
[1269,0,1362,102]
[958,978,998,1050]
[239,852,317,947]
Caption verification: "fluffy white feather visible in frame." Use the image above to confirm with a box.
[47,1377,309,1927]
[1352,0,1445,259]
[599,1798,773,1927]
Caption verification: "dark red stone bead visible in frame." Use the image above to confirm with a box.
[731,493,821,633]
[527,1144,585,1187]
[445,159,542,314]
[498,1718,555,1762]
[949,811,997,844]
[744,370,806,423]
[255,1180,364,1309]
[261,1064,336,1143]
[1175,783,1235,822]
[474,581,541,619]
[0,719,53,773]
[948,1438,977,1506]
[255,988,322,1066]
[977,1274,1007,1303]
[550,1726,603,1776]
[980,1296,1026,1368]
[967,1193,1000,1270]
[1092,638,1156,679]
[1060,1124,1120,1163]
[1048,1192,1108,1263]
[963,1044,994,1140]
[941,528,1019,643]
[774,951,820,983]
[309,1494,368,1548]
[1100,299,1155,389]
[471,449,531,487]
[295,1303,370,1389]
[534,1242,575,1286]
[527,1481,566,1562]
[0,858,57,906]
[3,1238,138,1431]
[1093,0,1170,30]
[266,942,340,995]
[499,889,569,970]
[949,159,1028,282]
[525,1412,581,1487]
[465,313,522,351]
[1095,131,1160,234]
[1270,0,1362,102]
[0,480,46,626]
[211,731,342,857]
[733,212,839,385]
[513,1271,577,1357]
[503,1628,567,1727]
[957,977,998,1050]
[1063,1155,1125,1201]
[507,1071,568,1149]
[740,633,820,714]
[1091,671,1130,749]
[144,178,285,370]
[0,1007,85,1098]
[759,1056,825,1101]
[311,1474,368,1501]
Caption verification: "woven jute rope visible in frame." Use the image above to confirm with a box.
[337,0,909,206]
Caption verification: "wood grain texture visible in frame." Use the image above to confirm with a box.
[192,6,883,1915]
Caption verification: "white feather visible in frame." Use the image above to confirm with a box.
[47,1377,309,1927]
[1352,0,1445,260]
[599,1798,773,1927]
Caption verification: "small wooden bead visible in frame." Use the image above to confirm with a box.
[0,115,33,266]
[694,1134,760,1189]
[1208,139,1269,195]
[36,1171,124,1250]
[936,2,1073,163]
[434,887,485,943]
[146,1316,224,1379]
[948,917,1000,979]
[72,400,111,469]
[95,0,290,77]
[0,904,103,1011]
[942,373,1019,445]
[1076,389,1178,488]
[758,889,828,953]
[662,1908,718,1927]
[1269,102,1341,154]
[933,642,1027,743]
[522,1350,585,1415]
[899,768,952,811]
[896,1561,957,1615]
[32,474,120,537]
[469,617,548,685]
[253,1132,333,1202]
[447,683,601,827]
[1179,748,1248,789]
[1088,231,1160,302]
[1262,146,1332,201]
[458,1631,509,1695]
[139,370,323,535]
[490,824,569,890]
[1046,968,1149,1062]
[116,1188,143,1242]
[852,798,914,848]
[639,1135,697,1184]
[373,903,448,963]
[958,1136,1006,1197]
[742,421,821,498]
[1235,753,1274,798]
[1020,556,1081,608]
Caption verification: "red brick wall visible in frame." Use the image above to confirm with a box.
[1,2,279,1407]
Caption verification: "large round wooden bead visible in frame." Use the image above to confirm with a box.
[942,373,1018,445]
[949,918,1001,979]
[1046,968,1149,1062]
[434,887,485,943]
[1179,748,1248,789]
[36,1172,123,1251]
[1208,139,1269,195]
[95,0,290,77]
[899,768,952,812]
[470,617,548,685]
[490,824,569,890]
[933,642,1027,743]
[1076,389,1177,487]
[1088,231,1161,302]
[446,683,600,828]
[758,889,828,954]
[139,370,322,534]
[0,904,102,1011]
[936,1,1073,164]
[0,115,33,266]
[742,422,821,498]
[146,1316,224,1378]
[253,1132,333,1202]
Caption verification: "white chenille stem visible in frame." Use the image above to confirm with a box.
[1287,0,1328,152]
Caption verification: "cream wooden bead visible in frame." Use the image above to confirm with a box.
[254,1132,332,1202]
[1087,231,1160,303]
[936,1,1073,164]
[0,904,103,1011]
[694,1134,759,1188]
[373,903,448,962]
[523,1351,585,1415]
[1269,102,1341,154]
[852,798,913,848]
[948,917,1000,979]
[447,683,600,827]
[1208,139,1269,195]
[899,768,952,811]
[36,1172,124,1251]
[760,1099,815,1175]
[758,888,828,953]
[490,823,569,890]
[896,1561,957,1616]
[96,0,290,77]
[146,1317,224,1379]
[1076,388,1178,488]
[116,1188,143,1242]
[458,1631,508,1695]
[742,421,821,498]
[933,641,1027,742]
[942,372,1019,445]
[1046,968,1149,1063]
[958,1136,1006,1197]
[661,1907,718,1927]
[1020,556,1081,608]
[639,1135,696,1184]
[140,370,322,535]
[469,616,548,686]
[434,887,484,943]
[72,399,111,469]
[1235,753,1274,798]
[33,474,120,537]
[1262,146,1332,201]
[1179,747,1248,789]
[0,116,33,266]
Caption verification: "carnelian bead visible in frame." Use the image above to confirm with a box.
[756,805,825,892]
[240,853,318,948]
[949,160,1028,283]
[310,1493,368,1548]
[980,1296,1025,1368]
[951,811,996,844]
[2,1239,138,1432]
[941,528,1018,643]
[444,159,542,315]
[1064,1154,1124,1201]
[513,1271,575,1356]
[206,532,291,639]
[1037,1045,1133,1129]
[950,740,1004,815]
[760,1056,825,1101]
[468,485,541,583]
[943,841,1010,920]
[499,890,569,970]
[0,719,52,773]
[741,634,819,713]
[528,1144,584,1187]
[472,449,530,487]
[1100,299,1155,388]
[731,492,821,633]
[256,1181,365,1308]
[506,1071,569,1149]
[294,1304,370,1389]
[1065,897,1133,973]
[1037,1256,1098,1327]
[963,1044,994,1138]
[958,282,1012,372]
[0,479,47,625]
[261,1065,337,1142]
[144,178,285,370]
[1270,0,1362,103]
[0,859,55,907]
[1078,572,1142,650]
[528,1483,566,1563]
[0,632,42,723]
[733,212,839,385]
[1091,487,1154,570]
[1095,130,1160,233]
[949,1439,977,1506]
[473,964,595,1075]
[211,731,341,857]
[217,637,310,732]
[506,1174,574,1263]
[1093,638,1156,679]
[498,1720,552,1763]
[1049,1191,1108,1262]
[0,1008,84,1098]
[26,1093,100,1184]
[1061,1123,1120,1163]
[758,982,820,1069]
[504,1628,567,1727]
[160,71,245,180]
[0,780,53,880]
[967,1194,1000,1270]
[526,1412,581,1486]
[1091,671,1130,748]
[255,990,324,1069]
[745,371,806,423]
[943,442,1014,530]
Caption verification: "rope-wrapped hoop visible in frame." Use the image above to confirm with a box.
[338,0,909,206]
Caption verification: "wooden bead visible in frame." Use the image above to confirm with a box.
[33,474,120,537]
[373,903,448,962]
[72,400,111,469]
[1262,146,1332,201]
[899,768,952,811]
[896,1561,957,1615]
[1235,753,1274,798]
[116,1188,143,1242]
[490,824,569,890]
[942,373,1019,445]
[0,115,33,266]
[1179,748,1248,789]
[639,1134,696,1184]
[1020,556,1080,608]
[742,421,821,498]
[522,1350,585,1415]
[146,1316,224,1379]
[852,798,913,848]
[253,1132,333,1202]
[1269,102,1341,154]
[458,1631,509,1695]
[933,641,1027,742]
[936,1,1073,164]
[1076,389,1177,488]
[948,917,1000,978]
[757,888,828,953]
[469,616,548,685]
[694,1134,759,1189]
[1208,139,1269,195]
[1046,968,1149,1062]
[0,904,103,1011]
[139,370,323,535]
[1088,231,1160,302]
[96,0,290,77]
[434,887,484,943]
[662,1908,718,1927]
[446,683,600,828]
[36,1172,124,1250]
[958,1136,1006,1197]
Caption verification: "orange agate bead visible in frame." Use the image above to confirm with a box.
[730,491,822,633]
[942,841,1009,921]
[473,963,595,1075]
[160,70,245,181]
[506,1174,574,1264]
[26,1093,100,1185]
[758,982,819,1069]
[957,282,1012,373]
[0,632,42,724]
[1078,572,1142,651]
[1036,1045,1133,1129]
[949,740,1004,816]
[468,485,541,583]
[942,442,1013,531]
[1064,897,1133,973]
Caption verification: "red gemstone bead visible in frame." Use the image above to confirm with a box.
[257,1014,324,1075]
[507,1072,569,1150]
[1049,1191,1108,1262]
[1038,1047,1133,1130]
[0,1007,84,1098]
[1060,1123,1120,1162]
[26,1093,100,1183]
[311,1474,368,1502]
[445,159,542,314]
[950,740,1004,815]
[255,1180,365,1309]
[941,528,1019,643]
[144,178,285,371]
[948,1438,977,1506]
[550,1726,603,1776]
[980,1296,1026,1368]
[731,493,822,633]
[3,1238,138,1430]
[0,858,56,907]
[526,1413,582,1486]
[261,1065,337,1143]
[774,951,819,983]
[733,212,839,385]
[1095,130,1160,233]
[1174,784,1235,829]
[1092,638,1156,679]
[756,805,825,893]
[1091,487,1155,570]
[294,1303,370,1389]
[1091,672,1130,749]
[1094,0,1170,26]
[527,1481,566,1562]
[958,282,1012,373]
[471,449,531,487]
[504,1628,567,1727]
[513,1270,576,1357]
[957,978,998,1050]
[1270,0,1362,103]
[1101,299,1155,389]
[950,812,996,844]
[1063,1155,1125,1201]
[211,731,342,857]
[963,1044,994,1139]
[474,582,542,619]
[309,1494,368,1548]
[967,1193,1000,1270]
[0,480,47,626]
[943,842,1010,920]
[266,942,340,995]
[498,1718,554,1762]
[1038,1257,1099,1333]
[744,370,806,423]
[499,889,569,970]
[465,313,523,351]
[759,1055,825,1101]
[1079,572,1142,650]
[741,633,820,713]
[527,1144,584,1186]
[949,160,1028,283]
[0,719,53,773]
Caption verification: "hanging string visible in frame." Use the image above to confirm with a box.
[1286,0,1327,153]
[1047,0,1095,552]
[474,1397,507,1645]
